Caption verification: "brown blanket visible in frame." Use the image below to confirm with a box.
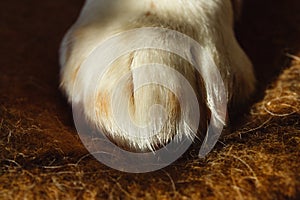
[0,0,299,199]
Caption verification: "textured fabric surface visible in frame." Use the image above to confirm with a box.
[0,0,299,199]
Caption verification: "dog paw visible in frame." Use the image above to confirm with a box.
[60,0,255,152]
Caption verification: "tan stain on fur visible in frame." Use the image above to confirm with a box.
[1,0,300,199]
[96,92,111,119]
[150,1,156,9]
[145,11,152,17]
[71,66,80,85]
[127,53,136,114]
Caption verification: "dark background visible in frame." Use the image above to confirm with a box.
[0,0,299,199]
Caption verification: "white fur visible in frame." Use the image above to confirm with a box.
[60,0,255,151]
